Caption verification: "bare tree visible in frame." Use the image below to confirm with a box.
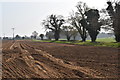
[42,14,65,41]
[106,1,120,42]
[15,35,21,39]
[69,2,89,42]
[32,31,38,39]
[45,31,54,40]
[62,26,75,41]
[39,34,44,40]
[72,29,78,41]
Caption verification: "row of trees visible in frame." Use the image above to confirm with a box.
[31,31,44,40]
[45,27,78,41]
[3,31,45,40]
[42,1,120,42]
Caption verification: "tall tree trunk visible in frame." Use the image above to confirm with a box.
[79,19,87,42]
[88,30,98,42]
[82,27,87,42]
[54,31,60,41]
[41,37,43,40]
[67,36,70,41]
[81,35,86,42]
[106,2,120,42]
[114,8,120,42]
[114,33,120,42]
[113,17,120,42]
[77,29,87,42]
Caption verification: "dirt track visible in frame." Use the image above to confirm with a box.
[2,40,119,79]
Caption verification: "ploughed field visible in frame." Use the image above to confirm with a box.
[2,40,119,78]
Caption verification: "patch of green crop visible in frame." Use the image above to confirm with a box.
[33,38,120,48]
[96,38,115,42]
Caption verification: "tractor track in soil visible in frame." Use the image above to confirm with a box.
[22,42,104,78]
[2,40,119,78]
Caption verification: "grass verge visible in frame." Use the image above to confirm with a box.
[33,38,120,48]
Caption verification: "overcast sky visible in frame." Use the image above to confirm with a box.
[0,0,107,37]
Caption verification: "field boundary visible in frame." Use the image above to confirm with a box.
[33,39,120,48]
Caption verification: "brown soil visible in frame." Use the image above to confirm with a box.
[2,40,119,79]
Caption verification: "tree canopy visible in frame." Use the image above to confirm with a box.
[42,14,65,40]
